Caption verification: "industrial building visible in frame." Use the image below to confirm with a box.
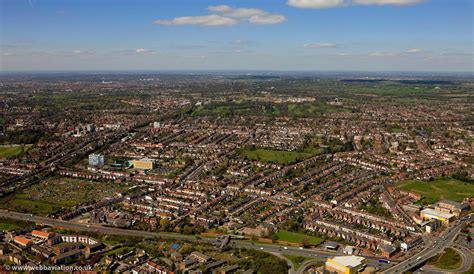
[325,255,365,274]
[132,158,156,170]
[420,208,455,225]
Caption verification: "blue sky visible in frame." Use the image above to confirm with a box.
[1,0,472,71]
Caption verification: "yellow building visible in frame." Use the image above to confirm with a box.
[132,158,155,170]
[326,255,365,274]
[420,208,454,225]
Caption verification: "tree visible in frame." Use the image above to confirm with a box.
[301,237,310,248]
[160,218,171,231]
[182,225,193,235]
[270,234,278,243]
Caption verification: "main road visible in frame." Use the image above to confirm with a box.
[0,209,386,270]
[382,213,473,273]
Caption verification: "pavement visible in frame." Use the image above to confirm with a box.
[296,259,323,274]
[451,244,472,273]
[382,213,474,273]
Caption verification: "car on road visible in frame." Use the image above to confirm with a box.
[260,247,264,250]
[283,247,288,250]
[299,247,303,250]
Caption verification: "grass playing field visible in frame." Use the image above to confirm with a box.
[275,230,324,246]
[0,144,32,158]
[397,178,474,203]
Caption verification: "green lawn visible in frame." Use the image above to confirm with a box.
[240,149,312,165]
[428,248,462,270]
[275,230,324,246]
[0,223,20,231]
[0,197,57,216]
[0,217,35,231]
[397,178,474,203]
[0,144,32,158]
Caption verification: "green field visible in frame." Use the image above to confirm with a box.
[0,223,20,231]
[428,248,462,270]
[240,149,312,165]
[397,178,474,203]
[0,144,32,158]
[0,217,35,231]
[275,230,324,246]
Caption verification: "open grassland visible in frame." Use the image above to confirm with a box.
[0,222,20,231]
[428,248,462,270]
[0,144,32,158]
[0,177,125,216]
[397,178,474,203]
[275,230,324,246]
[0,217,35,231]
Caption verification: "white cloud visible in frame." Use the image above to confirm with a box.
[287,0,424,9]
[154,15,237,27]
[208,5,263,18]
[155,6,286,27]
[249,14,286,24]
[72,50,82,54]
[406,48,424,53]
[207,5,233,13]
[353,0,423,5]
[287,0,345,9]
[209,5,287,25]
[304,43,338,48]
[135,48,157,55]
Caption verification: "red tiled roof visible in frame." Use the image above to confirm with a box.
[32,230,50,238]
[14,236,32,246]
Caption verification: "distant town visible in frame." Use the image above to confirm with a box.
[0,73,472,273]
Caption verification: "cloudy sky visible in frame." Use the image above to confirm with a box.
[1,0,472,72]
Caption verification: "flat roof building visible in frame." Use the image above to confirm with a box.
[436,200,470,217]
[324,241,339,250]
[420,208,455,225]
[132,158,155,170]
[89,154,105,166]
[326,255,365,274]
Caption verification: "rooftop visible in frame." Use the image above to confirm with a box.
[329,255,365,268]
[421,208,455,219]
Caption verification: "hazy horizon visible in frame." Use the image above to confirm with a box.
[1,0,473,72]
